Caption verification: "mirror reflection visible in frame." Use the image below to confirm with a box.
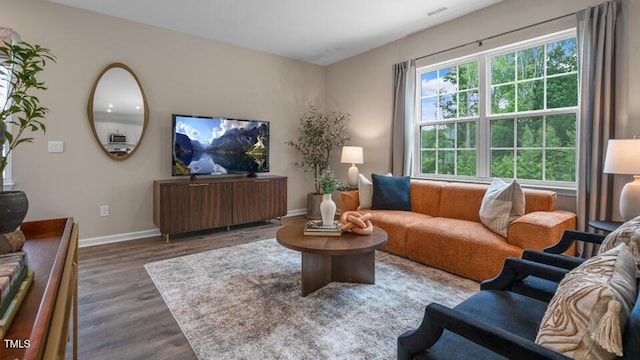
[88,63,148,160]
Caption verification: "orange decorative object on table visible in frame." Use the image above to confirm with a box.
[340,211,374,235]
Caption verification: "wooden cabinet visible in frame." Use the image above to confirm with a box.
[154,176,287,239]
[233,177,287,224]
[1,218,78,360]
[154,180,233,235]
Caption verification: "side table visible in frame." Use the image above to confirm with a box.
[588,220,624,233]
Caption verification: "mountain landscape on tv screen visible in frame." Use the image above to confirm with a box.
[173,119,268,176]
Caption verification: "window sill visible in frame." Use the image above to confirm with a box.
[411,175,577,197]
[2,180,14,192]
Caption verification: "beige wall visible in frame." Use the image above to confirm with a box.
[326,0,640,215]
[1,0,325,239]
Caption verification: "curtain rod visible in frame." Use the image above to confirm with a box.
[413,11,577,62]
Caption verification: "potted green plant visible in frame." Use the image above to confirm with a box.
[0,39,56,234]
[286,105,350,219]
[316,168,341,225]
[316,167,340,195]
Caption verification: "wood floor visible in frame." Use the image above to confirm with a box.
[77,217,302,360]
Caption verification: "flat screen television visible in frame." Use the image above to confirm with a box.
[172,114,269,177]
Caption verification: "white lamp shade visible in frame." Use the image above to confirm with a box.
[603,139,640,174]
[340,146,364,164]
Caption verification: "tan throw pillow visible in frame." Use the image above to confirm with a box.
[479,178,525,237]
[599,215,640,276]
[357,173,391,210]
[536,243,638,359]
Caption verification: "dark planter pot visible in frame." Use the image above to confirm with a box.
[0,191,29,233]
[306,193,323,219]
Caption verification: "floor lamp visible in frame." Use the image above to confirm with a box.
[341,146,364,188]
[603,138,640,221]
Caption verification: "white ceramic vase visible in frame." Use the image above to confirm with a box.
[320,194,336,226]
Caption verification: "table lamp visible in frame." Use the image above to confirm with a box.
[341,146,364,188]
[603,138,640,220]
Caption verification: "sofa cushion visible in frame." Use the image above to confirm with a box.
[523,188,557,213]
[371,174,411,210]
[536,243,638,359]
[599,215,640,276]
[406,218,523,281]
[409,180,445,217]
[507,210,577,251]
[479,178,525,237]
[361,210,430,257]
[347,178,443,214]
[438,183,488,222]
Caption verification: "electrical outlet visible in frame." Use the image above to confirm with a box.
[100,205,109,217]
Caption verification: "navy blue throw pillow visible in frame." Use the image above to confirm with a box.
[371,174,411,210]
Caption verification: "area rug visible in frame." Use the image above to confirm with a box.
[144,239,479,359]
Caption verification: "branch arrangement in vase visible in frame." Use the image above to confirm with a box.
[286,105,350,194]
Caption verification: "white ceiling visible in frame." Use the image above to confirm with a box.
[49,0,503,65]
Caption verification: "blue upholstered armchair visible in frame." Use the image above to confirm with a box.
[398,235,640,360]
[507,229,606,302]
[398,258,572,359]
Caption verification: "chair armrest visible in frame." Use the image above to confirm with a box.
[507,211,577,252]
[398,303,571,360]
[481,257,569,291]
[543,229,606,254]
[339,190,360,212]
[522,249,585,270]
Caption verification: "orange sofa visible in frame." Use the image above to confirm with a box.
[340,179,577,281]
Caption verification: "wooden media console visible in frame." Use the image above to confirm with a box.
[153,175,287,241]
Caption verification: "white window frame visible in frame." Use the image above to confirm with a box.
[0,62,10,190]
[1,134,11,191]
[413,29,578,192]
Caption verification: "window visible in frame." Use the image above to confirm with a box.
[416,30,578,188]
[419,61,479,177]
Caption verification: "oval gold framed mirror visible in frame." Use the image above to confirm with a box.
[88,63,149,161]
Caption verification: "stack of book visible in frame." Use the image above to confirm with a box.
[304,220,342,236]
[0,251,33,339]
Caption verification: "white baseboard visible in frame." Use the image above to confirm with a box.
[286,208,307,217]
[79,209,308,248]
[79,228,161,248]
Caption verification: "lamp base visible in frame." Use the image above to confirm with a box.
[620,175,640,221]
[347,164,359,188]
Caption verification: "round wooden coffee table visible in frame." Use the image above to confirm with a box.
[276,223,388,296]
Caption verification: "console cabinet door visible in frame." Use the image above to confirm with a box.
[233,177,287,224]
[156,182,232,234]
[200,182,233,229]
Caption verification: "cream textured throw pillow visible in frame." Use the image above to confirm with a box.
[536,243,638,359]
[357,174,373,210]
[479,178,525,237]
[599,215,640,276]
[357,173,391,210]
